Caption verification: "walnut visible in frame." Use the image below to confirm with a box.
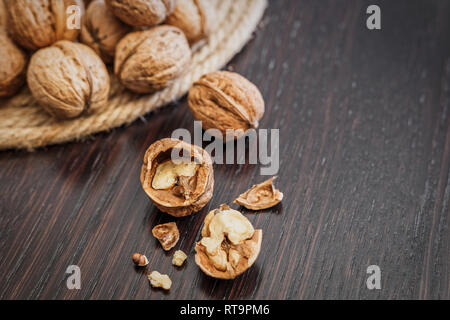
[115,26,191,93]
[148,271,172,290]
[172,250,187,267]
[0,0,6,27]
[4,0,84,51]
[194,204,262,279]
[188,71,265,141]
[0,29,27,97]
[152,222,180,251]
[165,0,215,45]
[234,177,283,210]
[140,138,214,217]
[27,41,110,119]
[132,253,149,266]
[105,0,176,27]
[81,0,131,64]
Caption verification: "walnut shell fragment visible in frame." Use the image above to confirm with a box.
[4,0,84,51]
[152,222,179,251]
[27,41,110,119]
[115,26,191,93]
[140,138,214,217]
[105,0,176,27]
[81,0,131,64]
[0,29,27,97]
[188,71,265,141]
[195,204,262,280]
[234,177,283,210]
[166,0,215,45]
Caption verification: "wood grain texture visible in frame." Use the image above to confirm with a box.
[0,0,449,299]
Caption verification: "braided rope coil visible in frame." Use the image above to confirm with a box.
[0,0,267,150]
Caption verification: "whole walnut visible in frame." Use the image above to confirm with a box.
[27,41,110,119]
[115,26,191,93]
[188,71,265,141]
[105,0,176,27]
[166,0,215,45]
[81,0,131,64]
[4,0,84,51]
[0,29,27,97]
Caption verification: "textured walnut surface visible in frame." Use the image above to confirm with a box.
[0,29,27,97]
[115,26,191,93]
[27,41,110,119]
[188,71,265,140]
[152,222,180,251]
[234,177,283,210]
[4,0,83,50]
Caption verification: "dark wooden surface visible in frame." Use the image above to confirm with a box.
[1,0,449,300]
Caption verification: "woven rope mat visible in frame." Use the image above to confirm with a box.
[0,0,267,151]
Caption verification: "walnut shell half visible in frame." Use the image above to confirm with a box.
[115,26,191,93]
[234,177,283,210]
[27,41,110,119]
[4,0,84,51]
[195,205,262,280]
[188,71,265,141]
[165,0,215,45]
[81,0,131,64]
[0,29,27,97]
[105,0,176,27]
[140,138,214,217]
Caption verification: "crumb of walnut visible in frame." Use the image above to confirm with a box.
[172,250,187,267]
[148,271,172,290]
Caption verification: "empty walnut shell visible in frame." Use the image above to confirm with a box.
[81,0,131,64]
[140,138,214,217]
[234,177,283,210]
[105,0,176,27]
[195,204,262,280]
[4,0,84,51]
[188,71,265,141]
[165,0,215,45]
[115,26,191,93]
[0,29,27,97]
[27,41,110,119]
[152,222,179,251]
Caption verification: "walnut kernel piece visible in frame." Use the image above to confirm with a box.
[106,0,175,27]
[172,250,187,267]
[4,0,84,50]
[140,138,214,217]
[148,271,172,290]
[195,205,262,279]
[234,177,283,210]
[27,40,110,119]
[166,0,216,45]
[81,0,131,64]
[188,71,265,141]
[132,253,149,266]
[0,29,27,97]
[152,222,179,251]
[115,26,191,93]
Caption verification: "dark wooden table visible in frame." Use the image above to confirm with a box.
[1,0,449,300]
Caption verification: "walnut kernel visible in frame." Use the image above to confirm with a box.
[172,250,187,267]
[188,71,265,141]
[152,222,180,251]
[148,271,172,290]
[195,204,262,279]
[234,177,283,210]
[132,253,149,266]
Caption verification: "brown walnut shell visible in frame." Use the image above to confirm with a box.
[4,0,84,51]
[234,177,283,210]
[0,0,6,27]
[195,204,262,280]
[152,222,179,251]
[188,71,265,141]
[115,26,191,93]
[165,0,215,45]
[140,138,214,217]
[105,0,176,27]
[81,0,131,64]
[0,29,27,97]
[27,40,110,119]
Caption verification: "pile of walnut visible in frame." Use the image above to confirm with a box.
[0,0,215,119]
